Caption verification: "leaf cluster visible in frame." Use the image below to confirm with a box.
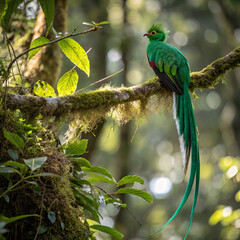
[1,117,152,239]
[0,0,54,29]
[63,139,152,239]
[209,156,240,235]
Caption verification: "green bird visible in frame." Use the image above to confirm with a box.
[144,23,200,239]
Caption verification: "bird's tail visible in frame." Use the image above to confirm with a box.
[152,82,200,239]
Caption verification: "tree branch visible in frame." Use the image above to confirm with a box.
[189,46,240,91]
[4,46,240,117]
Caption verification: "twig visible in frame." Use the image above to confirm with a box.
[96,186,142,226]
[0,180,22,199]
[7,26,100,71]
[70,47,92,72]
[34,183,46,240]
[6,36,24,85]
[76,68,124,93]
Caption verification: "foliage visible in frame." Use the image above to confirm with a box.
[0,3,149,239]
[209,156,240,239]
[34,80,57,97]
[28,37,50,60]
[64,139,152,238]
[57,69,79,96]
[58,38,90,77]
[38,0,55,29]
[0,0,22,28]
[3,130,25,151]
[1,127,151,239]
[30,31,91,97]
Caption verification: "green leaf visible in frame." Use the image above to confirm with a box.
[80,203,100,222]
[104,196,127,208]
[74,190,100,222]
[0,0,7,24]
[0,166,14,174]
[82,166,115,181]
[26,181,41,196]
[60,221,64,230]
[36,172,60,178]
[23,156,47,172]
[57,69,78,96]
[0,221,7,234]
[65,140,88,156]
[3,161,27,173]
[3,0,22,28]
[86,172,116,184]
[74,190,98,209]
[38,0,55,29]
[37,225,48,235]
[48,211,56,224]
[28,37,50,59]
[73,157,91,168]
[7,149,18,161]
[90,225,123,239]
[98,21,110,25]
[82,22,95,27]
[3,194,9,203]
[116,188,153,203]
[4,130,25,150]
[78,179,92,186]
[117,175,144,187]
[34,80,57,97]
[0,165,20,176]
[58,38,90,76]
[0,214,39,224]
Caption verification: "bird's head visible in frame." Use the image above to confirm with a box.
[144,22,168,42]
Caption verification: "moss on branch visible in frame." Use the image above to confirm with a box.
[189,46,240,90]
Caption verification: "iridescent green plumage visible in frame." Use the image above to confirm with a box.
[144,23,200,239]
[147,23,168,37]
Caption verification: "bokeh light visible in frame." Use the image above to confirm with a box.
[149,177,173,199]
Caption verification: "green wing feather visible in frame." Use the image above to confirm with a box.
[147,35,200,239]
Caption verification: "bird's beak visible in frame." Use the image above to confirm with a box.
[143,32,150,37]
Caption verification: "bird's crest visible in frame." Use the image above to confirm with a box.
[148,22,169,35]
[147,22,169,42]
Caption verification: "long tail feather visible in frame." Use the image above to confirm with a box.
[151,151,196,235]
[184,93,200,239]
[184,150,200,240]
[152,85,200,239]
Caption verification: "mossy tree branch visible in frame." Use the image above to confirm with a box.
[4,46,240,118]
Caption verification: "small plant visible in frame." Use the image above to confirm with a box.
[63,139,153,239]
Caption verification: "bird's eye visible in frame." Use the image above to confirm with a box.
[151,31,157,35]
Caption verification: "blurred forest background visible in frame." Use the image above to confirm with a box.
[66,1,240,239]
[2,0,240,239]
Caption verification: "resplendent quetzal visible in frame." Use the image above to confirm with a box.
[144,23,200,239]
